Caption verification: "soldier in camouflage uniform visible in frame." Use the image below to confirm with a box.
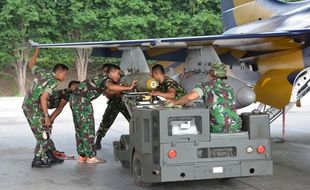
[95,64,130,150]
[22,48,69,168]
[169,63,242,133]
[150,64,186,100]
[45,80,80,157]
[70,64,136,164]
[49,80,80,123]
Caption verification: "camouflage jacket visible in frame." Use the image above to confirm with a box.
[157,76,186,100]
[104,77,124,105]
[24,65,58,104]
[73,73,109,101]
[193,78,242,132]
[48,89,72,109]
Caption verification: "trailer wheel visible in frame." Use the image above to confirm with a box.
[120,135,130,169]
[132,152,152,187]
[121,160,130,169]
[220,178,232,182]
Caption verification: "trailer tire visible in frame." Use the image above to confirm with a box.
[120,135,130,169]
[121,160,130,169]
[132,152,152,187]
[120,135,129,151]
[220,178,232,182]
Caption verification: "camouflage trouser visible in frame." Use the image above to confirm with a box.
[70,96,96,157]
[210,109,242,133]
[96,101,130,138]
[22,99,55,158]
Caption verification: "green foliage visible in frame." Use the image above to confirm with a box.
[0,0,223,70]
[0,0,63,71]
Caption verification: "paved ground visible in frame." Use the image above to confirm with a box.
[1,96,310,190]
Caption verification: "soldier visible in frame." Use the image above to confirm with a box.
[22,48,69,168]
[168,63,242,133]
[46,80,80,158]
[49,80,81,123]
[70,64,137,164]
[150,64,186,100]
[95,64,130,150]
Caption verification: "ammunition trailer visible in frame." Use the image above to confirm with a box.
[113,93,272,187]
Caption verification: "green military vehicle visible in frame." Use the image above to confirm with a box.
[113,92,272,187]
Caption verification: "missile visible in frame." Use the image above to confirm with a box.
[179,72,256,109]
[122,72,159,92]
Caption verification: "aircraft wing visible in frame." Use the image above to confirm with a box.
[32,29,310,62]
[32,29,310,109]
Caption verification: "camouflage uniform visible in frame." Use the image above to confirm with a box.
[48,89,72,109]
[157,76,186,99]
[46,89,73,152]
[193,78,242,133]
[96,94,130,138]
[22,65,58,158]
[70,74,109,157]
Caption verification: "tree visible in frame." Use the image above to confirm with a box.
[0,0,59,96]
[55,1,102,81]
[0,0,223,96]
[96,0,222,41]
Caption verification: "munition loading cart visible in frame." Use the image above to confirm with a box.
[113,92,273,187]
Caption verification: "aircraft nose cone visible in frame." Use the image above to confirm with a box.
[236,86,256,108]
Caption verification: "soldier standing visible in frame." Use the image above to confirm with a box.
[95,64,130,150]
[168,63,242,133]
[49,80,81,123]
[46,80,80,158]
[22,48,69,168]
[70,65,136,164]
[150,64,186,100]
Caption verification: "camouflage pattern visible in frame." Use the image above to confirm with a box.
[210,63,227,78]
[72,73,109,100]
[96,95,130,138]
[70,96,96,157]
[70,73,109,157]
[22,65,58,158]
[48,89,72,109]
[47,88,72,151]
[157,76,186,99]
[193,78,242,133]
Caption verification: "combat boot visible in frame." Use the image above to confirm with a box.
[47,150,64,164]
[95,135,102,150]
[31,156,51,168]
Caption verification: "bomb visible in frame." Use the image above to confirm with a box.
[122,72,158,92]
[179,72,256,109]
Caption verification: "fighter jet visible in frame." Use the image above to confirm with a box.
[32,0,310,122]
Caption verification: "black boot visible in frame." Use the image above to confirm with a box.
[47,150,64,164]
[31,156,51,168]
[95,135,102,150]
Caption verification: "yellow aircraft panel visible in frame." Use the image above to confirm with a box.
[254,69,296,109]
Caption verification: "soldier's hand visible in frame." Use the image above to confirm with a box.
[149,91,160,97]
[44,116,52,127]
[164,100,182,108]
[130,80,138,89]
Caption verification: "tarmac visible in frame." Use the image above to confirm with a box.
[1,96,310,190]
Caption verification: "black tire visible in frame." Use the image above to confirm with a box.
[120,135,130,168]
[132,152,152,187]
[121,160,130,169]
[220,178,232,182]
[120,135,129,151]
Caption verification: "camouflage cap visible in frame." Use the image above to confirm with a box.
[210,63,227,78]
